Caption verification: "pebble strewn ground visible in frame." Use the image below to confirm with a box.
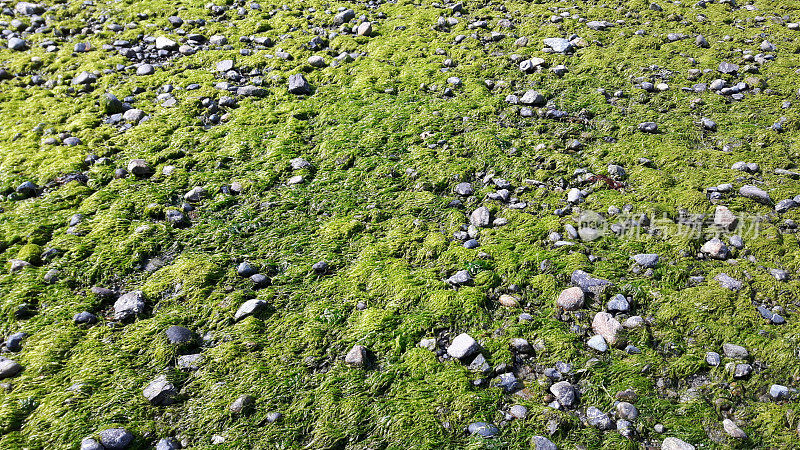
[0,0,799,448]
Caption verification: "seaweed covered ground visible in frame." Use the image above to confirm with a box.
[0,0,799,448]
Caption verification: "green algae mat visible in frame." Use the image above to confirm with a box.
[0,0,799,448]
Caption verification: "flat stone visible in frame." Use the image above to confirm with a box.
[739,185,772,204]
[718,62,739,74]
[143,375,177,406]
[722,343,748,359]
[155,36,177,50]
[571,270,613,296]
[234,299,266,321]
[467,422,499,438]
[165,326,194,345]
[543,37,572,52]
[715,273,743,291]
[631,253,659,267]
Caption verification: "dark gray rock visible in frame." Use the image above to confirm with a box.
[73,312,97,325]
[0,359,22,378]
[288,74,311,95]
[98,428,134,449]
[236,262,257,277]
[571,270,613,296]
[165,326,194,345]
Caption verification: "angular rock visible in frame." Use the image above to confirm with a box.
[549,380,577,407]
[592,312,623,346]
[143,375,177,406]
[113,291,146,320]
[229,394,255,414]
[447,333,479,360]
[469,206,491,227]
[722,419,747,438]
[288,74,311,95]
[586,406,613,430]
[714,206,738,231]
[345,344,368,367]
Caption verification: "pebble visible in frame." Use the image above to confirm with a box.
[165,326,194,345]
[556,287,584,311]
[99,428,134,449]
[345,344,368,367]
[229,394,255,414]
[662,437,694,450]
[0,359,22,378]
[549,380,577,407]
[234,299,266,321]
[73,311,97,325]
[447,333,479,360]
[467,421,499,438]
[113,291,146,320]
[143,375,177,405]
[722,419,747,438]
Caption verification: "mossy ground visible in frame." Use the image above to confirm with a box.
[0,0,799,448]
